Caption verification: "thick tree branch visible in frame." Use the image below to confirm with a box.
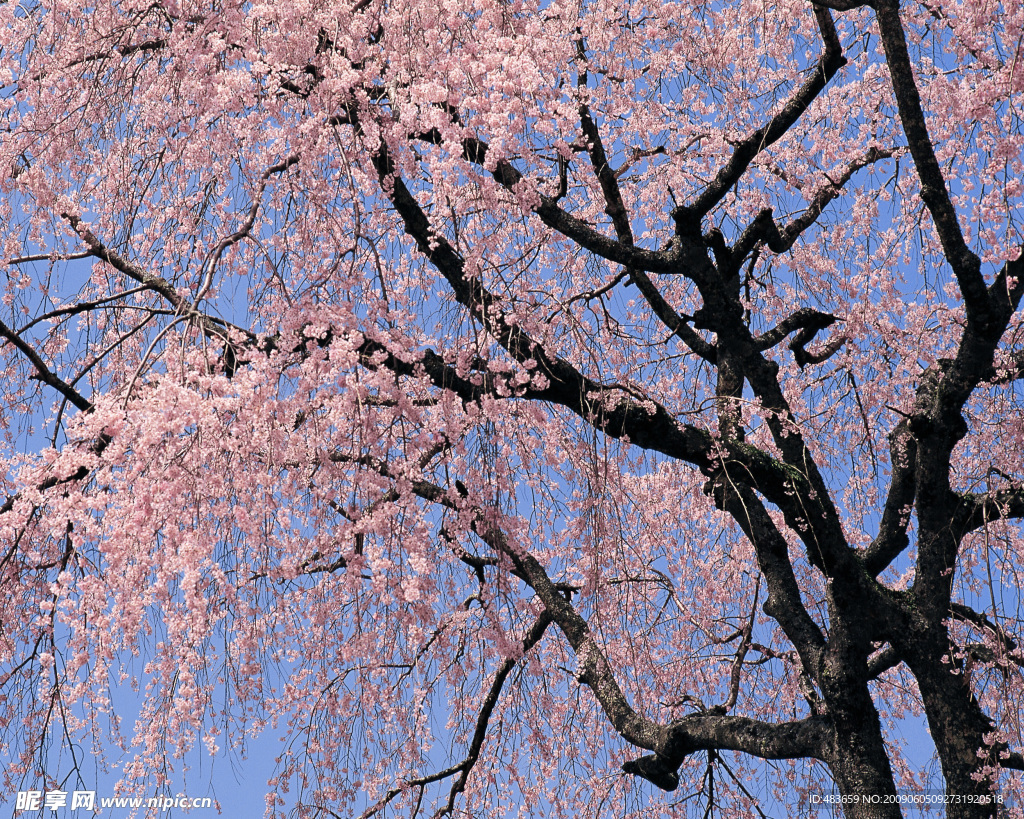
[350,460,681,775]
[909,253,1023,601]
[873,0,990,329]
[754,308,838,353]
[624,714,830,791]
[410,125,701,278]
[733,147,900,264]
[775,147,899,248]
[740,351,861,584]
[577,73,635,249]
[361,156,856,547]
[469,517,665,753]
[575,79,717,361]
[357,455,834,798]
[372,146,856,595]
[709,482,828,672]
[862,421,917,576]
[676,6,846,223]
[810,0,870,11]
[0,319,93,413]
[866,645,903,678]
[949,603,1020,656]
[66,38,167,69]
[354,604,550,819]
[956,486,1024,535]
[367,142,725,468]
[63,213,185,310]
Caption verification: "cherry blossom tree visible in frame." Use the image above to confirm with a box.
[1,0,1023,815]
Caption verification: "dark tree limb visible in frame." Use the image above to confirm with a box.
[862,421,917,576]
[0,319,93,413]
[353,611,551,819]
[410,124,711,280]
[437,611,553,816]
[469,517,666,753]
[810,0,870,11]
[675,6,846,223]
[575,74,718,361]
[978,348,1024,384]
[908,257,1023,599]
[460,131,690,275]
[866,645,903,678]
[363,161,868,560]
[384,465,833,798]
[873,0,990,330]
[710,482,828,672]
[949,603,1020,656]
[62,212,186,310]
[65,38,167,69]
[624,713,830,791]
[732,147,900,265]
[754,308,838,353]
[956,486,1024,535]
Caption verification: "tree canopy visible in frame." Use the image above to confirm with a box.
[2,0,1024,816]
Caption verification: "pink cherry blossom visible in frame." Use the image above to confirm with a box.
[1,0,1024,816]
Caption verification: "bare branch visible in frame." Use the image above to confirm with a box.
[949,603,1020,656]
[66,38,167,70]
[193,155,300,309]
[414,126,694,277]
[9,250,92,265]
[713,483,828,672]
[718,577,760,713]
[575,85,718,359]
[62,212,185,310]
[16,286,152,334]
